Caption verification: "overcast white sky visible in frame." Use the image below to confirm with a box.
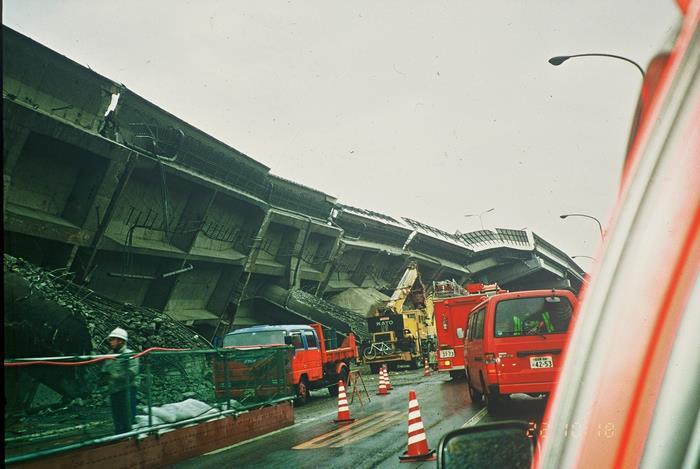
[3,1,680,269]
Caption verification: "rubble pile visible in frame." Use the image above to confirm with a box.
[290,288,369,341]
[4,255,285,446]
[4,254,211,354]
[146,354,216,405]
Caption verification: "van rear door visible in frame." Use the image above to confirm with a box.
[492,294,575,387]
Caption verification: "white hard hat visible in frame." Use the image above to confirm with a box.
[108,327,128,341]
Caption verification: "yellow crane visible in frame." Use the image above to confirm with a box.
[362,263,436,372]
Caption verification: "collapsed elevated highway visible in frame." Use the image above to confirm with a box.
[3,26,585,345]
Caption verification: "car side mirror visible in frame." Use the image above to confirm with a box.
[437,420,533,469]
[456,327,464,339]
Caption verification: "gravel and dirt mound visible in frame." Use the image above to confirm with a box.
[4,254,211,357]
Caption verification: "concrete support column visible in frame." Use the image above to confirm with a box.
[215,207,271,331]
[286,234,303,289]
[75,151,138,282]
[244,208,272,271]
[315,238,344,297]
[288,219,311,290]
[64,244,80,270]
[207,265,245,340]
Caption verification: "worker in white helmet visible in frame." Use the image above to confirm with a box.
[100,327,140,434]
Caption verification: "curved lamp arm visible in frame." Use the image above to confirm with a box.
[560,213,604,241]
[549,53,645,79]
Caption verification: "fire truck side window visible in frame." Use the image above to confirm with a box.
[474,308,485,340]
[304,330,318,349]
[288,331,304,349]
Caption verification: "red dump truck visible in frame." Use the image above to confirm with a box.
[433,281,504,379]
[223,323,358,404]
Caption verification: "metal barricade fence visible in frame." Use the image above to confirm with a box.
[4,346,294,464]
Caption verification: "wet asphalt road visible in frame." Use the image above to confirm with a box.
[169,367,546,469]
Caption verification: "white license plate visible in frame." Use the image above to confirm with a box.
[439,349,455,358]
[529,356,554,368]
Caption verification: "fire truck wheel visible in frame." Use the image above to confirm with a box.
[296,377,310,405]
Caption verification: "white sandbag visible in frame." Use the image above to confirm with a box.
[173,398,214,419]
[149,398,215,423]
[150,404,178,423]
[133,414,165,428]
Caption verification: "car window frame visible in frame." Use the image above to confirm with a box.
[288,330,305,350]
[537,10,700,467]
[474,308,485,340]
[303,330,319,349]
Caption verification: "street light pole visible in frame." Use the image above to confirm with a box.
[465,208,495,230]
[548,53,645,79]
[560,213,604,241]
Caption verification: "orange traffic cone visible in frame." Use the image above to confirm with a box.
[423,358,432,377]
[383,366,393,390]
[399,390,436,462]
[333,380,355,423]
[376,368,390,395]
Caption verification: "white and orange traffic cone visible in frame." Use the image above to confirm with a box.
[333,380,355,424]
[376,368,390,395]
[423,358,432,377]
[383,366,393,390]
[399,390,436,462]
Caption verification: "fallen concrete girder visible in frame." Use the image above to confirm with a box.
[256,284,369,340]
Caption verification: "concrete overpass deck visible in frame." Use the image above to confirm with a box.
[3,25,585,344]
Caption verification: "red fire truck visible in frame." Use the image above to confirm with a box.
[433,281,503,378]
